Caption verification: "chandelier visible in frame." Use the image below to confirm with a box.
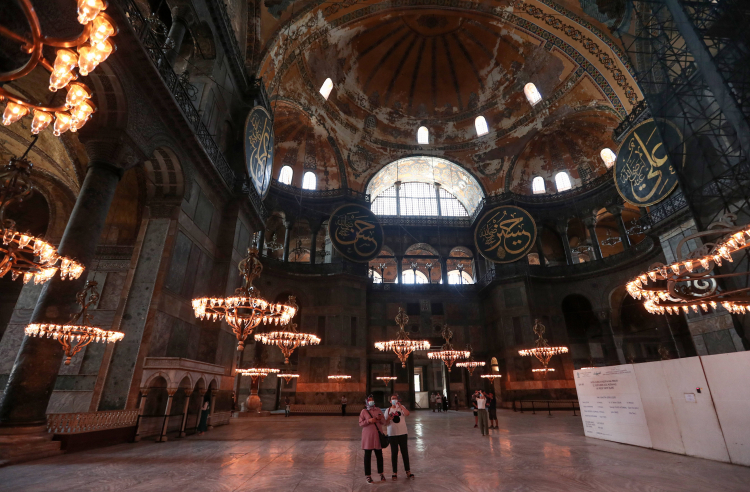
[518,319,568,376]
[255,298,320,364]
[236,367,280,383]
[192,245,297,350]
[427,325,469,372]
[24,280,123,364]
[374,307,430,367]
[532,368,555,373]
[279,371,299,384]
[1,155,84,284]
[455,347,485,375]
[376,376,397,383]
[1,0,118,136]
[625,214,750,315]
[480,374,502,382]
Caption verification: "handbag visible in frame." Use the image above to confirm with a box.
[366,408,389,448]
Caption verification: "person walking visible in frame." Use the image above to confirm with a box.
[430,392,437,412]
[476,391,489,436]
[454,394,459,411]
[360,395,386,484]
[384,394,415,481]
[436,394,442,412]
[197,399,210,435]
[284,396,291,418]
[488,392,498,429]
[341,395,348,416]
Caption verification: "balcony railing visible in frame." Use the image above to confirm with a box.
[270,180,370,202]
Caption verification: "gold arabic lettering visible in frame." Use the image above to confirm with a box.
[479,210,532,260]
[619,124,675,203]
[335,212,378,257]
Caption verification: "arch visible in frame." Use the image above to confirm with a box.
[278,165,293,185]
[302,171,317,190]
[143,146,185,200]
[449,246,473,258]
[145,371,172,389]
[417,126,429,144]
[178,374,194,390]
[402,269,429,284]
[405,243,439,256]
[554,172,572,192]
[207,378,218,390]
[539,226,566,265]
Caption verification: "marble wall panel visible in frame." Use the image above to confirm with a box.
[46,390,93,414]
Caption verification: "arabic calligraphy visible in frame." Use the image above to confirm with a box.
[615,119,684,207]
[329,204,384,262]
[244,106,274,200]
[474,206,537,263]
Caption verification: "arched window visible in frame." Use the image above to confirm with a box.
[475,116,489,136]
[371,182,468,217]
[302,171,317,190]
[447,270,474,285]
[532,176,545,194]
[417,126,429,144]
[402,269,428,284]
[555,172,572,192]
[600,148,616,168]
[278,165,293,185]
[371,270,383,283]
[319,78,334,100]
[524,83,542,106]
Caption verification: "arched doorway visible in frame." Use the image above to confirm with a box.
[562,295,604,368]
[619,295,695,362]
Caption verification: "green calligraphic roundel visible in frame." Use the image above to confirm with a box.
[614,118,685,207]
[474,206,537,264]
[328,204,384,263]
[244,106,274,200]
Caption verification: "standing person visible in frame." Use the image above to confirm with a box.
[454,394,459,411]
[476,390,489,436]
[435,393,442,412]
[197,399,210,435]
[284,396,291,418]
[384,394,415,481]
[442,394,449,412]
[488,392,498,429]
[341,395,348,416]
[471,392,478,428]
[430,392,437,412]
[359,395,386,484]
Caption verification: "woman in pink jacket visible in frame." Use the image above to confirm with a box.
[359,395,386,484]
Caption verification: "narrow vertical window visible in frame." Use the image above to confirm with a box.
[417,126,429,144]
[319,78,333,100]
[532,176,545,194]
[600,148,616,168]
[278,165,293,185]
[302,171,317,190]
[475,116,489,136]
[524,83,542,106]
[555,172,572,192]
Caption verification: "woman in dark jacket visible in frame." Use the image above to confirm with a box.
[197,399,210,435]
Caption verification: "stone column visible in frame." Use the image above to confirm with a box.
[158,389,177,443]
[133,388,149,442]
[440,256,448,285]
[256,228,265,252]
[309,223,320,265]
[396,256,403,284]
[556,220,573,265]
[0,161,122,430]
[608,206,631,249]
[207,391,217,430]
[166,7,190,68]
[434,183,442,217]
[282,218,293,263]
[407,355,415,411]
[179,389,193,438]
[535,235,547,267]
[583,216,602,260]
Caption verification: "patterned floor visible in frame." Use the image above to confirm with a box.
[1,409,748,491]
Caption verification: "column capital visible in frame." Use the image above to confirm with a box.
[79,130,144,171]
[167,388,178,397]
[606,204,625,216]
[183,389,193,397]
[582,215,598,228]
[199,389,208,396]
[140,388,150,397]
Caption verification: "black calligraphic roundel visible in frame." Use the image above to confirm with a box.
[614,118,685,207]
[328,204,384,263]
[244,106,274,200]
[474,206,537,264]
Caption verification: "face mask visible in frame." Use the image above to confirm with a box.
[391,400,398,405]
[367,401,375,406]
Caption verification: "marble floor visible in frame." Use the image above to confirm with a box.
[1,409,748,492]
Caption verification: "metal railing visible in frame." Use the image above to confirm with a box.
[513,400,579,416]
[47,410,138,434]
[271,179,370,202]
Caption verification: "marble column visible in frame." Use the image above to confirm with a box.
[440,256,448,285]
[166,7,190,68]
[178,389,192,437]
[0,162,122,429]
[158,389,177,443]
[396,256,403,284]
[309,225,319,265]
[207,391,217,430]
[535,235,547,267]
[282,218,293,263]
[583,216,602,260]
[556,221,573,265]
[609,207,631,249]
[133,388,149,442]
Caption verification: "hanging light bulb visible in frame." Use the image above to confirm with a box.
[65,82,92,109]
[30,110,54,134]
[69,101,95,131]
[699,257,710,270]
[49,70,76,92]
[77,0,106,25]
[77,40,113,76]
[53,49,78,75]
[89,15,115,45]
[2,102,29,126]
[53,112,73,136]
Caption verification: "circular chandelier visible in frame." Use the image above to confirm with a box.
[279,371,299,384]
[328,374,351,381]
[374,307,430,367]
[532,368,555,373]
[1,0,118,136]
[427,325,469,372]
[192,245,297,351]
[24,280,123,364]
[255,297,320,364]
[455,347,485,376]
[376,376,397,382]
[625,214,750,315]
[480,374,502,382]
[518,319,568,376]
[236,367,280,383]
[1,156,84,284]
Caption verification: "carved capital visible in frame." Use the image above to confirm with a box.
[167,388,178,397]
[79,129,144,171]
[140,388,149,397]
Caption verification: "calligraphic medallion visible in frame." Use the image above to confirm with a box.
[614,118,685,207]
[243,106,274,200]
[328,204,384,263]
[474,206,537,264]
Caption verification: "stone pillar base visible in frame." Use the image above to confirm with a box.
[0,425,62,467]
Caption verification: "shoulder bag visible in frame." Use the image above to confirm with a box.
[366,408,389,448]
